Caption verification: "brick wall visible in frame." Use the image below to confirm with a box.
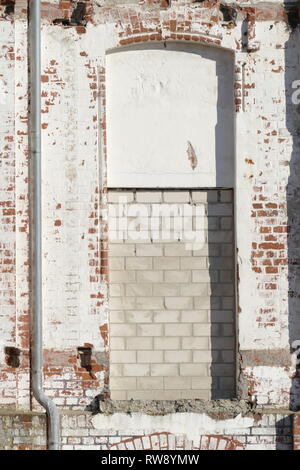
[108,189,235,400]
[0,410,294,451]
[0,413,46,450]
[0,0,294,411]
[0,0,299,450]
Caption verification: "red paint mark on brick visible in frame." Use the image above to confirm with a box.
[108,432,245,450]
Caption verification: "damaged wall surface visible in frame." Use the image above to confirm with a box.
[0,0,300,450]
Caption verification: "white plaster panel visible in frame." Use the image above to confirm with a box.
[106,43,234,188]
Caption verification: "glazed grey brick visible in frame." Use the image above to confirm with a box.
[135,191,162,203]
[221,351,236,363]
[221,217,233,230]
[222,297,235,309]
[219,377,235,389]
[153,257,180,270]
[220,270,233,282]
[126,337,153,350]
[192,270,218,283]
[136,296,164,310]
[153,283,181,296]
[207,191,219,202]
[137,270,164,283]
[125,283,153,296]
[163,191,190,203]
[211,324,223,336]
[221,245,234,256]
[191,191,208,203]
[210,310,234,323]
[136,244,163,257]
[207,217,220,230]
[125,311,153,323]
[126,257,153,270]
[220,191,233,203]
[222,324,235,336]
[108,191,135,203]
[207,257,233,269]
[207,203,233,216]
[210,283,234,296]
[212,337,235,350]
[153,310,181,323]
[164,270,191,283]
[194,296,221,309]
[208,230,233,244]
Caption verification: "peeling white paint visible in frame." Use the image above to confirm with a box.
[92,412,254,441]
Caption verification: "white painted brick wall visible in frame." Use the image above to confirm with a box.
[0,0,294,416]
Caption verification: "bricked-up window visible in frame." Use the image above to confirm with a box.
[108,189,235,400]
[106,44,235,400]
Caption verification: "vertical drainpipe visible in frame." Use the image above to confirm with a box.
[29,0,60,450]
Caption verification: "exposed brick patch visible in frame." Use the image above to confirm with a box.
[0,413,46,450]
[43,349,106,408]
[106,432,245,450]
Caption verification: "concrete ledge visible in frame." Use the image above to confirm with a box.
[96,398,255,419]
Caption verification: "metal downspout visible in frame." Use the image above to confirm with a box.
[29,0,60,450]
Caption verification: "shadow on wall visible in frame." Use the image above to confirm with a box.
[284,4,300,413]
[210,45,235,399]
[207,190,236,399]
[276,416,293,451]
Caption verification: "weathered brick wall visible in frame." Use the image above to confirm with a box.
[0,0,299,450]
[0,413,46,450]
[0,0,294,412]
[0,411,294,451]
[0,18,16,407]
[108,189,235,400]
[95,413,293,451]
[58,413,293,450]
